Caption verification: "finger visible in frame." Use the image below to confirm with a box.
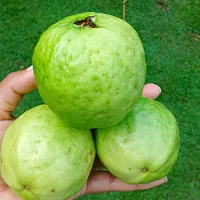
[0,66,36,120]
[142,83,161,100]
[85,172,167,193]
[70,172,167,199]
[0,182,22,200]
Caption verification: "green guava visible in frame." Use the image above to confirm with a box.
[95,97,180,184]
[32,12,146,129]
[1,105,95,200]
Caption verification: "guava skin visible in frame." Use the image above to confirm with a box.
[95,97,180,184]
[1,105,95,200]
[32,12,146,129]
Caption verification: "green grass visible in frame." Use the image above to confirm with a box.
[0,0,200,199]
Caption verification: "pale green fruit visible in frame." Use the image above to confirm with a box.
[95,97,180,184]
[1,105,95,200]
[32,12,146,129]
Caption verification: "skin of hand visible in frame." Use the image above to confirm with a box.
[0,66,167,200]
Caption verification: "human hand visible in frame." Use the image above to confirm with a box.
[0,66,167,200]
[0,66,36,200]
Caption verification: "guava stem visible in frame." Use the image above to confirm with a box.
[122,0,127,20]
[74,16,97,28]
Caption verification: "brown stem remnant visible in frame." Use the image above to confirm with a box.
[74,16,97,28]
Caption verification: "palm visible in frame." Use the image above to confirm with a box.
[0,69,166,200]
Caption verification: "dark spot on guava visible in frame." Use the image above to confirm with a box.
[51,189,55,192]
[141,168,148,172]
[129,168,131,170]
[24,186,30,190]
[74,16,97,28]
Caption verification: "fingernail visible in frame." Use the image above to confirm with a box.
[164,177,168,182]
[157,85,162,94]
[26,65,33,71]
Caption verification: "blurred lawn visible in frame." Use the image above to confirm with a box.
[0,0,200,199]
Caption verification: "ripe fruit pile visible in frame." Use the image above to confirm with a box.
[1,12,180,200]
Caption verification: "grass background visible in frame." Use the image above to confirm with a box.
[0,0,200,199]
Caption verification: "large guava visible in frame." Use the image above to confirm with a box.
[1,105,95,200]
[95,97,180,184]
[32,12,146,129]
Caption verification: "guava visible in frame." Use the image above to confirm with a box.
[1,105,95,200]
[95,97,180,184]
[32,12,146,129]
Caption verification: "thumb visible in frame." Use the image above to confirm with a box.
[0,66,36,120]
[142,83,161,100]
